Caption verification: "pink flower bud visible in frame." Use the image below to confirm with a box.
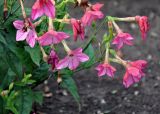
[70,18,85,41]
[135,16,149,40]
[48,50,59,70]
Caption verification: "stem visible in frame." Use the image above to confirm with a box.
[115,54,127,66]
[61,40,71,53]
[83,17,107,51]
[48,17,54,30]
[112,21,122,34]
[3,0,8,19]
[19,0,27,19]
[34,18,44,27]
[40,46,48,62]
[114,17,136,22]
[104,43,109,63]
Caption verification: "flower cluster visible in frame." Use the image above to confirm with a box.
[13,0,149,88]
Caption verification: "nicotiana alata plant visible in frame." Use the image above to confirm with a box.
[0,0,149,113]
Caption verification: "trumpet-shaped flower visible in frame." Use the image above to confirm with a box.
[112,32,134,49]
[70,18,85,41]
[123,60,147,88]
[96,63,116,77]
[81,3,104,26]
[31,0,55,20]
[13,19,37,48]
[56,48,89,70]
[48,50,59,70]
[38,30,70,46]
[135,16,149,40]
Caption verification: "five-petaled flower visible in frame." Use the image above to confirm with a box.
[48,50,59,70]
[81,3,104,26]
[31,0,55,20]
[135,16,149,40]
[38,30,70,46]
[96,63,116,78]
[70,18,85,41]
[56,48,89,70]
[123,60,147,88]
[112,32,134,49]
[13,19,37,48]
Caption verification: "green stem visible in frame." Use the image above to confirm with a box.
[83,17,107,51]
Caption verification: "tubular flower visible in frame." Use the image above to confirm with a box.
[135,16,149,40]
[56,48,89,70]
[13,19,37,48]
[112,32,134,49]
[48,50,59,70]
[81,3,104,26]
[38,30,70,46]
[96,63,116,78]
[123,60,147,88]
[31,0,55,20]
[70,18,85,41]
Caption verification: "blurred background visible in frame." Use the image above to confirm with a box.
[27,0,160,114]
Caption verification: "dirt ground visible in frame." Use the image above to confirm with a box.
[34,0,160,114]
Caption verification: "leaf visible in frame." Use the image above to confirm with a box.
[80,44,95,68]
[33,91,43,105]
[0,33,7,45]
[3,49,23,78]
[15,89,33,114]
[0,96,5,114]
[61,75,80,103]
[25,46,41,66]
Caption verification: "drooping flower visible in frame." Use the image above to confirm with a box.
[38,30,70,46]
[96,63,116,77]
[56,48,89,70]
[13,19,37,48]
[135,16,149,40]
[70,18,85,41]
[123,60,147,88]
[31,0,55,20]
[81,3,104,26]
[48,50,59,70]
[112,32,134,49]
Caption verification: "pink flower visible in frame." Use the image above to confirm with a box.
[123,60,147,88]
[112,32,134,49]
[56,48,89,70]
[31,0,55,20]
[96,63,116,77]
[81,3,104,26]
[48,50,59,70]
[13,19,37,48]
[135,16,149,40]
[38,30,70,46]
[70,18,85,41]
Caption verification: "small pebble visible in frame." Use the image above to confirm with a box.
[134,91,139,96]
[100,99,106,104]
[147,54,152,61]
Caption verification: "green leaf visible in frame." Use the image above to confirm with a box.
[25,46,41,66]
[61,75,80,103]
[33,91,43,105]
[81,44,95,68]
[0,33,7,45]
[15,89,33,114]
[3,49,23,78]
